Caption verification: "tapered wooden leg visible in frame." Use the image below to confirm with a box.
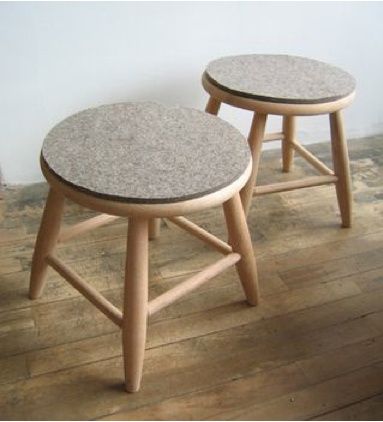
[122,217,149,393]
[148,218,161,240]
[329,111,353,228]
[205,96,221,115]
[29,188,65,299]
[240,112,268,215]
[223,193,259,305]
[282,115,296,172]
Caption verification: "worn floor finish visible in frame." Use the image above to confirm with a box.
[0,135,383,420]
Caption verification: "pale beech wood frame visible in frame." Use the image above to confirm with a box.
[282,116,296,172]
[123,217,149,392]
[58,214,120,243]
[148,218,161,240]
[30,163,259,392]
[330,111,352,228]
[290,142,334,176]
[240,113,268,215]
[203,73,355,227]
[29,188,65,299]
[148,252,241,316]
[223,194,260,305]
[167,216,233,255]
[47,254,123,326]
[264,131,285,142]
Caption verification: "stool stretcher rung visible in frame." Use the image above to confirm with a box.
[46,254,123,326]
[254,175,338,196]
[291,142,334,176]
[148,252,241,316]
[58,214,120,243]
[263,132,285,142]
[166,216,232,255]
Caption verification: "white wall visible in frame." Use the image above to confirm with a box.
[1,1,383,184]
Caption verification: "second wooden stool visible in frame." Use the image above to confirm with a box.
[202,54,356,227]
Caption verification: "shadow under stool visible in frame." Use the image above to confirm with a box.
[29,102,259,392]
[202,54,356,227]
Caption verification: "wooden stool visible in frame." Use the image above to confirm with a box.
[202,54,356,227]
[29,102,259,392]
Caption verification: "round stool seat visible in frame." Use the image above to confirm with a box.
[205,54,356,105]
[42,102,251,205]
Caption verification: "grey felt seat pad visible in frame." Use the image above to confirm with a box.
[42,102,251,204]
[205,54,356,104]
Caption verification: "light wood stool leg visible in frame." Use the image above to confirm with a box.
[122,217,149,393]
[240,112,268,215]
[148,218,161,240]
[29,188,65,299]
[282,115,296,172]
[205,96,221,115]
[223,193,259,306]
[329,111,353,228]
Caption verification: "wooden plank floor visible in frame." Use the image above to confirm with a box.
[0,135,383,420]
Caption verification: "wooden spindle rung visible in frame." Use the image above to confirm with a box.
[263,132,285,142]
[148,252,241,316]
[254,175,338,196]
[291,142,334,176]
[46,254,123,327]
[166,216,232,255]
[58,214,120,243]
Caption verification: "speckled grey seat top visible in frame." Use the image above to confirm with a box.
[205,54,356,104]
[42,102,251,204]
